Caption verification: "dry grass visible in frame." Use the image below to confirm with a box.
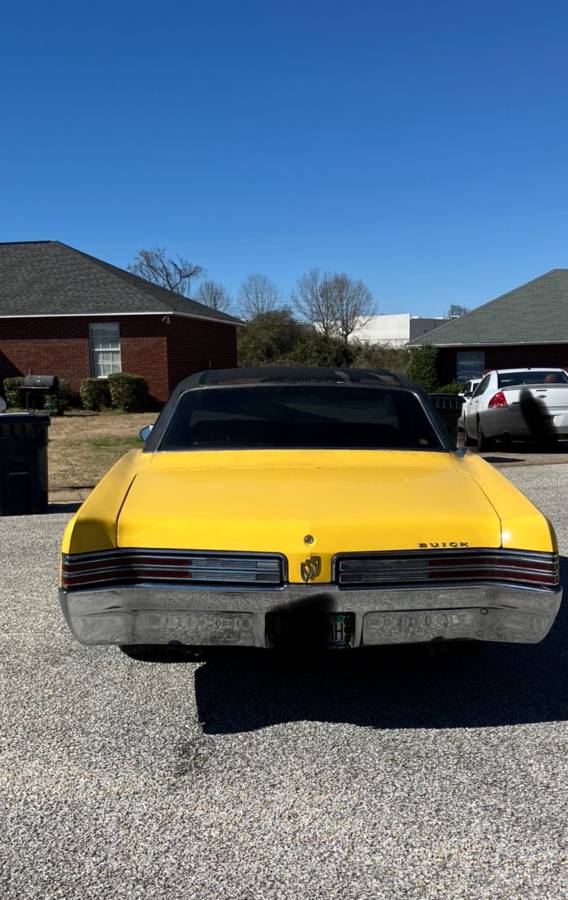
[48,411,157,494]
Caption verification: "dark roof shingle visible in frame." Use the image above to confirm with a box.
[412,269,568,346]
[0,241,241,325]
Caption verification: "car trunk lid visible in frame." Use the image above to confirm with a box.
[116,450,502,583]
[501,384,568,413]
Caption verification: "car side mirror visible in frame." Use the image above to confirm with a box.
[140,424,154,442]
[463,391,472,399]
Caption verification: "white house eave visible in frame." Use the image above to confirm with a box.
[0,310,244,326]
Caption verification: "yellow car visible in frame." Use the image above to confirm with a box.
[59,367,562,653]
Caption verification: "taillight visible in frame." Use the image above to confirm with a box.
[488,391,508,408]
[61,550,284,590]
[336,550,559,589]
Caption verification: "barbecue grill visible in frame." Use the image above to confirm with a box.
[20,375,59,411]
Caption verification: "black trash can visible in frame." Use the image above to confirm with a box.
[0,413,50,515]
[428,393,465,444]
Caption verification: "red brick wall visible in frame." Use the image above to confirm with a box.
[165,316,238,393]
[0,314,239,404]
[0,316,169,402]
[121,319,169,403]
[437,344,568,384]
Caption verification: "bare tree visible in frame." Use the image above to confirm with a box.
[128,246,204,297]
[195,279,233,313]
[291,268,337,337]
[293,270,375,342]
[238,273,280,319]
[447,303,469,317]
[328,273,375,342]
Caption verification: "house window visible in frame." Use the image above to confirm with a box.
[90,322,122,378]
[456,350,485,382]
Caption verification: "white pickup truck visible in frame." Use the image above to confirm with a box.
[463,367,568,450]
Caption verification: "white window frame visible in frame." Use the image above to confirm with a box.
[89,322,122,378]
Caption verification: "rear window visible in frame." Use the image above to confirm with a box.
[159,385,442,451]
[497,371,568,388]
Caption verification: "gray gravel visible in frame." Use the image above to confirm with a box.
[2,466,568,899]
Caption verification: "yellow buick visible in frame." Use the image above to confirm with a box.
[59,367,562,654]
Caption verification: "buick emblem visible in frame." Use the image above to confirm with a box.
[301,555,322,583]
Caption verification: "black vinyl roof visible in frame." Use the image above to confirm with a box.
[177,366,412,389]
[144,366,450,453]
[159,367,424,417]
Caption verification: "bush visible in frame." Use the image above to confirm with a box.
[406,345,439,392]
[435,382,464,394]
[43,379,69,415]
[56,379,72,413]
[42,393,59,414]
[279,332,356,367]
[2,376,23,408]
[238,309,361,367]
[238,309,306,365]
[3,376,71,414]
[108,373,149,412]
[80,378,111,411]
[350,341,411,374]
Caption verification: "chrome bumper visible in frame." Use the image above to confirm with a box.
[59,582,562,647]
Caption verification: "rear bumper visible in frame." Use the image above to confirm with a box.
[483,408,568,438]
[59,581,563,647]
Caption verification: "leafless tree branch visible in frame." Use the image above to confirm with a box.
[293,269,375,341]
[330,273,375,342]
[238,273,280,319]
[195,279,233,313]
[128,246,204,297]
[291,268,337,337]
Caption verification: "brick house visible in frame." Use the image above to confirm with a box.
[0,241,241,404]
[411,269,568,384]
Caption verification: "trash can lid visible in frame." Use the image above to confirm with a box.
[0,412,51,424]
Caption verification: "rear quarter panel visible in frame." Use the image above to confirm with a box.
[455,452,557,552]
[61,450,152,555]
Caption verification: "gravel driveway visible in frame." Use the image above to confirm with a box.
[2,466,568,899]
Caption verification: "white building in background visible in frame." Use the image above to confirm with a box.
[351,314,448,346]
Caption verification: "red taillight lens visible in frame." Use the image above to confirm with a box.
[428,554,559,586]
[337,550,559,589]
[488,391,508,408]
[61,550,284,590]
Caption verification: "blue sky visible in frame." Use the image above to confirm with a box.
[1,0,567,315]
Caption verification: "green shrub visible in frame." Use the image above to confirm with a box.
[42,379,69,415]
[350,340,411,374]
[279,332,356,367]
[406,345,439,392]
[2,376,23,408]
[80,378,111,411]
[238,308,305,365]
[108,373,149,412]
[435,382,464,394]
[42,393,59,414]
[56,379,72,413]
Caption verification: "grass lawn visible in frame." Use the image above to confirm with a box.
[48,411,157,497]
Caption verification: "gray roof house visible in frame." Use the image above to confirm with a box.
[411,269,568,383]
[0,240,240,322]
[0,241,242,403]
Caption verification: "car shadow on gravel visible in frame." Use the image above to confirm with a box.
[192,557,568,735]
[48,502,82,514]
